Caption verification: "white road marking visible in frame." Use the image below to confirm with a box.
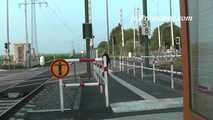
[109,72,156,100]
[14,112,25,117]
[105,112,183,120]
[111,97,183,113]
[27,108,72,113]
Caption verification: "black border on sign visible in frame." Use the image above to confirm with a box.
[50,58,70,79]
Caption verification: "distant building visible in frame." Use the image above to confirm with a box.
[13,43,31,65]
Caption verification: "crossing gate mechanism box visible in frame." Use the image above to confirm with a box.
[83,23,93,39]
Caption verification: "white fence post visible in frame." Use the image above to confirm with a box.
[171,62,174,89]
[127,58,129,74]
[119,56,122,71]
[133,60,136,77]
[98,64,103,94]
[141,60,144,80]
[103,56,109,107]
[153,59,156,84]
[113,57,115,69]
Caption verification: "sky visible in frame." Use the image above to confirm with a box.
[0,0,180,55]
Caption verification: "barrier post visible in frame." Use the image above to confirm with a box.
[133,58,136,77]
[99,64,103,94]
[153,59,156,84]
[127,58,129,74]
[74,62,77,81]
[141,60,144,80]
[113,57,115,69]
[171,62,174,89]
[122,56,124,71]
[126,57,128,72]
[103,56,109,107]
[119,56,122,71]
[59,79,64,112]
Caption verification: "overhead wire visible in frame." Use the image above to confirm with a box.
[42,3,83,51]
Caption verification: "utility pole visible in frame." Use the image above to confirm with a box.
[6,0,11,70]
[84,0,91,78]
[119,9,125,71]
[106,0,110,55]
[32,0,47,66]
[169,0,175,50]
[20,0,47,67]
[34,1,39,58]
[20,0,30,68]
[136,8,140,55]
[142,0,149,66]
[25,0,30,68]
[120,9,124,53]
[133,8,136,56]
[31,0,35,66]
[157,0,161,49]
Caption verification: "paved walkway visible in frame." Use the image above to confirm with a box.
[105,112,183,120]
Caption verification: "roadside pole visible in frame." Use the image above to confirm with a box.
[59,79,64,112]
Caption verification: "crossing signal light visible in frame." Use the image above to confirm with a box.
[4,43,8,49]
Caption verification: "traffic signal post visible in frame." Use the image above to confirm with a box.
[83,0,93,79]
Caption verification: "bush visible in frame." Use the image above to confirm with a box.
[0,64,25,69]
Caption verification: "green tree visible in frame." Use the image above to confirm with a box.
[97,24,139,57]
[150,22,181,50]
[97,41,108,56]
[109,24,135,56]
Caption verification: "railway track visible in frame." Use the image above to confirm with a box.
[0,70,51,120]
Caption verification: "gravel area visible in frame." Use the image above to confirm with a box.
[7,76,81,120]
[30,78,80,110]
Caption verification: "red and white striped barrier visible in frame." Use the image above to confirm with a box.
[138,54,182,59]
[64,57,110,108]
[65,57,102,63]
